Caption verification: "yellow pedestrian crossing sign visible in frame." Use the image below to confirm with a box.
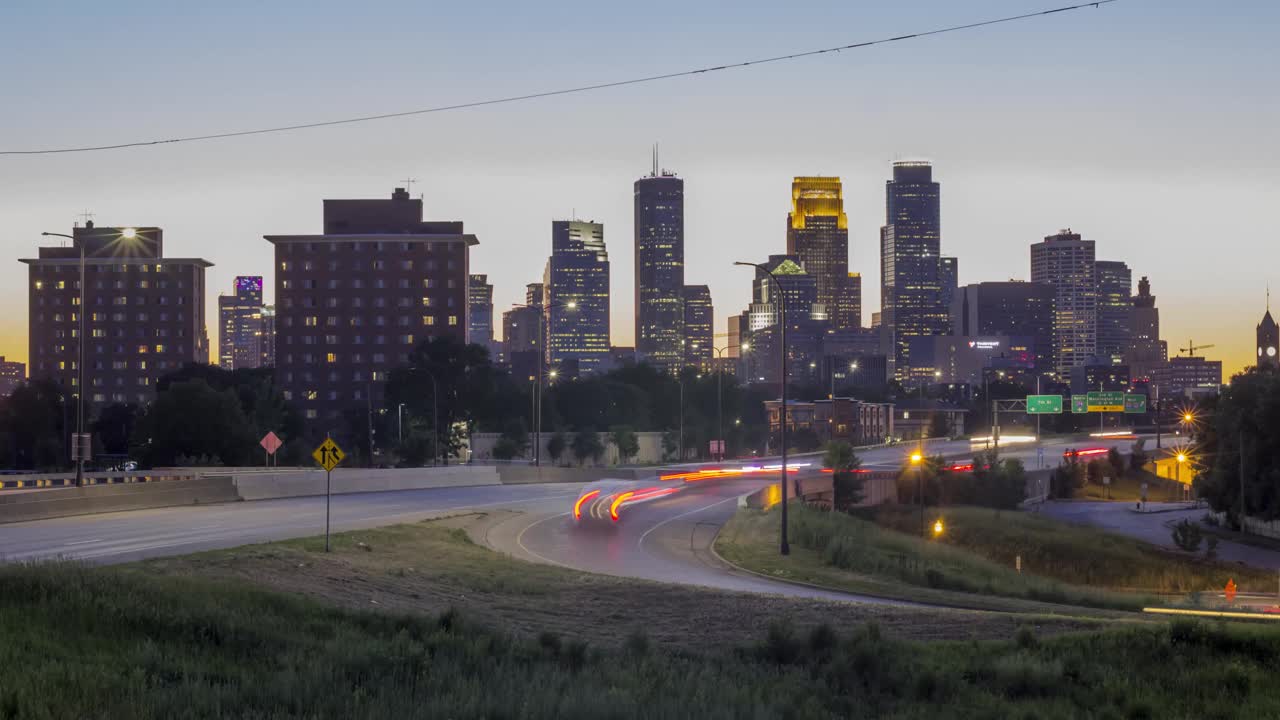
[312,438,345,472]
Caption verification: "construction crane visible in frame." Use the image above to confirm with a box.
[1179,340,1215,357]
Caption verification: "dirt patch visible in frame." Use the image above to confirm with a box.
[137,512,1111,651]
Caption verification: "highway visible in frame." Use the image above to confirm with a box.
[0,434,1143,606]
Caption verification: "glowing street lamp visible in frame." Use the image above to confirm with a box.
[932,519,944,537]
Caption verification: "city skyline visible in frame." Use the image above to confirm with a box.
[1,1,1276,377]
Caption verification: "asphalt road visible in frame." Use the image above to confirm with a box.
[0,434,1145,607]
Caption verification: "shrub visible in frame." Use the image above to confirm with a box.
[1171,519,1204,553]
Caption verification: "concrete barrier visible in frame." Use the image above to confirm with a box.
[0,475,240,524]
[230,465,501,501]
[495,465,653,485]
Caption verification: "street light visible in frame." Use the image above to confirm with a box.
[712,343,747,461]
[932,518,944,537]
[911,451,925,538]
[735,260,789,556]
[511,299,577,467]
[41,226,139,487]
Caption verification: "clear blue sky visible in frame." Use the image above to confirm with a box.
[1,0,1276,374]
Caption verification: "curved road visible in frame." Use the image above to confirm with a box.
[0,435,1143,607]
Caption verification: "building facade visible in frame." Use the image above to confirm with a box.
[1030,229,1097,374]
[951,281,1055,375]
[682,284,713,373]
[218,275,266,370]
[1150,357,1222,398]
[1094,260,1132,365]
[0,357,24,397]
[260,305,276,367]
[906,335,1036,386]
[468,273,494,348]
[1125,276,1167,381]
[1258,304,1279,370]
[634,167,685,373]
[265,187,476,431]
[21,223,211,410]
[880,161,948,380]
[545,220,610,376]
[786,177,858,329]
[938,256,958,316]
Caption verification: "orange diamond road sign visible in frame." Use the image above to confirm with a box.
[1225,578,1237,604]
[260,432,283,455]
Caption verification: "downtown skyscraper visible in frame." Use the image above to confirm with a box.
[545,220,610,376]
[218,276,266,370]
[1030,229,1097,374]
[633,159,684,373]
[1094,260,1132,365]
[787,177,859,329]
[879,161,948,380]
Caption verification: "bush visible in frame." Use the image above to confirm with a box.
[1171,519,1204,553]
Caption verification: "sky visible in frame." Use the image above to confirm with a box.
[1,0,1276,378]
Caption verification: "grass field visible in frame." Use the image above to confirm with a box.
[867,505,1276,594]
[5,520,1280,717]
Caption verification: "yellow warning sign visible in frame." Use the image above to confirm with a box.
[312,438,345,472]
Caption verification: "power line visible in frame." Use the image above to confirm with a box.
[2,1,1117,156]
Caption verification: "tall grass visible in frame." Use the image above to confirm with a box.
[789,505,1148,610]
[3,561,1280,718]
[867,505,1276,594]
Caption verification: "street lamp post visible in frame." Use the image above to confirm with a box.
[712,343,746,461]
[735,261,788,555]
[42,227,138,487]
[911,452,925,538]
[397,403,405,445]
[512,300,576,467]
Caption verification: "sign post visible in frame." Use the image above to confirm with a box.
[260,431,283,467]
[312,436,346,552]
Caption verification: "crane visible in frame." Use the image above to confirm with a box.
[1179,340,1215,357]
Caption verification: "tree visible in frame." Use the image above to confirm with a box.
[546,431,568,466]
[0,380,67,470]
[1196,368,1280,521]
[491,420,530,461]
[608,425,639,465]
[571,429,604,466]
[661,429,679,461]
[133,379,256,467]
[927,412,951,439]
[92,403,138,458]
[896,455,945,505]
[1107,447,1127,481]
[1086,459,1106,485]
[1129,438,1149,472]
[385,337,502,463]
[1050,461,1085,500]
[1171,519,1203,553]
[823,441,864,510]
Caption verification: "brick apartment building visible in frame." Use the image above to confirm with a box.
[265,188,477,437]
[21,223,211,409]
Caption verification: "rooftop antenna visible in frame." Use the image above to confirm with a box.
[653,143,659,177]
[402,177,417,193]
[77,210,94,227]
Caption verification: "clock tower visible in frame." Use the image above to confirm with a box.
[1259,291,1279,369]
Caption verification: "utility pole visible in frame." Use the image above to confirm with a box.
[1035,376,1041,442]
[1240,428,1247,534]
[1154,384,1162,449]
[366,382,374,467]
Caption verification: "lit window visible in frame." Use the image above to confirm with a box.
[448,315,458,326]
[326,353,337,363]
[137,345,148,354]
[423,316,435,326]
[155,344,165,353]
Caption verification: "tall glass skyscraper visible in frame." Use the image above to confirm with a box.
[682,284,713,373]
[218,275,265,370]
[1030,229,1097,373]
[545,220,610,376]
[880,161,947,380]
[634,162,684,373]
[787,177,858,329]
[1094,260,1132,365]
[468,273,494,349]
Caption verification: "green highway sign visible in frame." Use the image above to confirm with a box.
[1026,395,1063,414]
[1124,394,1147,414]
[1087,391,1126,413]
[1071,396,1089,414]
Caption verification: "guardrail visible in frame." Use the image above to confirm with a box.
[0,472,198,491]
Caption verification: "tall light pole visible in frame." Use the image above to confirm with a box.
[512,299,576,467]
[712,343,745,461]
[42,226,138,487]
[397,403,405,445]
[735,261,788,555]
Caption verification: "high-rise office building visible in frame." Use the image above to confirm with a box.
[266,187,476,431]
[218,276,265,370]
[938,257,958,314]
[952,281,1055,375]
[1151,357,1222,398]
[0,357,24,397]
[468,273,494,355]
[545,220,610,375]
[21,223,211,409]
[634,161,684,372]
[787,177,858,329]
[1094,260,1131,365]
[1030,229,1097,374]
[1259,298,1279,370]
[260,305,276,367]
[880,161,947,379]
[682,284,713,373]
[1125,276,1166,380]
[741,255,826,385]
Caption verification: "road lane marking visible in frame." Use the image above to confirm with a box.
[636,495,741,551]
[63,538,102,546]
[516,512,572,568]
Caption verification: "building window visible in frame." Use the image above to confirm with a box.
[326,353,337,363]
[448,315,458,326]
[423,315,436,326]
[305,409,318,419]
